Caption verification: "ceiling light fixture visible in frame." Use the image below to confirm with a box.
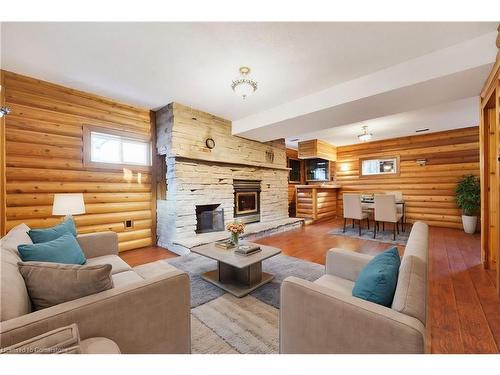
[357,125,372,142]
[231,66,258,99]
[0,106,11,118]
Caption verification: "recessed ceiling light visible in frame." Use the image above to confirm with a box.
[357,125,372,142]
[415,128,429,133]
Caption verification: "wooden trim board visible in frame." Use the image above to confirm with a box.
[0,71,6,236]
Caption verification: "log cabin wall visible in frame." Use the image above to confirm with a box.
[336,126,480,229]
[2,71,155,252]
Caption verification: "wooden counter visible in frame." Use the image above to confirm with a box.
[295,185,340,221]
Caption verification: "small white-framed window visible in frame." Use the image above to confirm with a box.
[84,125,151,169]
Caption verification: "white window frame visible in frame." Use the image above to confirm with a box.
[83,125,152,171]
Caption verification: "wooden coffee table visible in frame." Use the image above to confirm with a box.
[191,242,281,298]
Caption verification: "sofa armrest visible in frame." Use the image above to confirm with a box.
[77,232,118,258]
[325,248,373,281]
[0,269,191,354]
[280,277,425,354]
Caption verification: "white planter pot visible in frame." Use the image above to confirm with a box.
[461,215,477,234]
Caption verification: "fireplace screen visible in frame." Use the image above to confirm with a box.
[235,192,258,215]
[196,204,225,233]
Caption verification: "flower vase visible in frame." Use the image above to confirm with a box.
[231,232,239,246]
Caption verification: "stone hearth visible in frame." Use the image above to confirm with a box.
[173,217,303,253]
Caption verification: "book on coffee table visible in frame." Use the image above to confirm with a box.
[235,243,261,256]
[215,239,236,249]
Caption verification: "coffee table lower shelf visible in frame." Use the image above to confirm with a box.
[201,269,274,298]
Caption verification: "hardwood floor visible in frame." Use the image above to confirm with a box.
[120,218,500,354]
[119,245,177,267]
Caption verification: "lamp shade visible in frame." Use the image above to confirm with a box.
[52,193,86,216]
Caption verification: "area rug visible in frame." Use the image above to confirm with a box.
[166,252,324,308]
[191,294,279,354]
[328,223,412,246]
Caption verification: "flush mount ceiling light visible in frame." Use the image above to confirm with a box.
[0,106,11,118]
[231,66,258,99]
[357,125,373,142]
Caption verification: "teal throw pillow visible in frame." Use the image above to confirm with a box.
[352,246,401,306]
[18,233,86,265]
[28,217,77,243]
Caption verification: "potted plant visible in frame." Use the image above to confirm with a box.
[455,175,480,234]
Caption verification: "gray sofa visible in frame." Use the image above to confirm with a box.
[1,232,191,354]
[280,221,428,354]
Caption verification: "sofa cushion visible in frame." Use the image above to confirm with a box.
[392,255,427,324]
[314,274,355,295]
[86,255,131,275]
[352,247,401,307]
[18,233,86,265]
[0,223,33,256]
[28,217,77,243]
[112,270,144,288]
[80,337,121,354]
[0,248,32,321]
[18,262,113,310]
[132,260,178,279]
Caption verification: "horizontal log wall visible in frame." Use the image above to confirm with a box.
[2,71,154,252]
[296,187,338,221]
[336,126,480,229]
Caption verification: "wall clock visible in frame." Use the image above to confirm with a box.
[205,138,216,149]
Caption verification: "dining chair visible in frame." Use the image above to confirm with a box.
[385,191,404,232]
[385,191,403,202]
[343,193,370,235]
[374,194,404,240]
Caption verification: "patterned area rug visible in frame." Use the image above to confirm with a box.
[135,252,324,353]
[328,223,412,246]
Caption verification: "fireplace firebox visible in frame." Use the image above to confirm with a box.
[233,180,261,224]
[196,204,225,233]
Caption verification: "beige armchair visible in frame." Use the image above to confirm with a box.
[343,193,370,235]
[374,194,403,240]
[1,231,191,354]
[280,222,428,354]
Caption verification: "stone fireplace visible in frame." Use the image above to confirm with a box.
[155,103,293,255]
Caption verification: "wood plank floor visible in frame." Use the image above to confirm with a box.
[120,218,500,354]
[119,245,177,267]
